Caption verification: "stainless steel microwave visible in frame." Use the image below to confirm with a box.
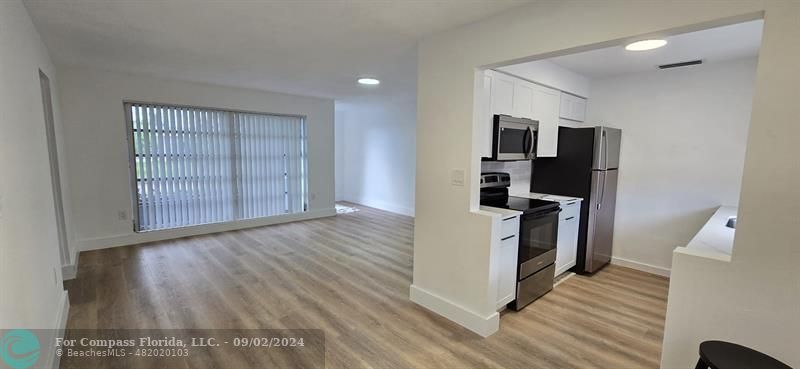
[491,115,538,161]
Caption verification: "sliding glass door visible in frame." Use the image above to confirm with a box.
[125,102,308,232]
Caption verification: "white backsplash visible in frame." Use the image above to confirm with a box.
[481,160,532,195]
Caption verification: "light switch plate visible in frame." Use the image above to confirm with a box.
[450,169,465,186]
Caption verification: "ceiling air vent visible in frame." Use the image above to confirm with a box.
[658,60,703,69]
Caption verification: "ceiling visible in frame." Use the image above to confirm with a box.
[543,20,763,79]
[24,0,532,100]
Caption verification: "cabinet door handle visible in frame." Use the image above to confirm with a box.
[501,235,516,241]
[502,217,516,222]
[565,216,575,221]
[566,201,577,206]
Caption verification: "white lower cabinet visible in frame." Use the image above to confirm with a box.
[496,215,519,309]
[497,235,518,309]
[555,200,581,276]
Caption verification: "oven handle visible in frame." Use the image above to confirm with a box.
[524,207,562,219]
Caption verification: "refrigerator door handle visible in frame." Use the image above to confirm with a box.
[597,170,606,210]
[602,130,608,171]
[602,171,607,207]
[592,170,603,209]
[597,130,608,210]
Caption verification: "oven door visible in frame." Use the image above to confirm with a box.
[493,116,537,161]
[518,208,559,279]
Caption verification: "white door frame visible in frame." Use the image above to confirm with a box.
[39,70,70,266]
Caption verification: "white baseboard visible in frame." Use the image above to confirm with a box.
[43,290,70,369]
[57,291,70,330]
[555,261,576,277]
[76,208,336,251]
[61,251,79,280]
[611,256,671,277]
[340,197,414,217]
[409,284,498,337]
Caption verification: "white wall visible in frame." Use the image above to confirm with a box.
[57,66,335,251]
[585,57,757,273]
[0,0,69,345]
[498,59,591,97]
[335,95,417,216]
[414,0,800,365]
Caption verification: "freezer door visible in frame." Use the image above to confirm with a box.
[585,170,618,273]
[592,127,622,170]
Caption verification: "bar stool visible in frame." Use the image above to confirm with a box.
[696,340,792,369]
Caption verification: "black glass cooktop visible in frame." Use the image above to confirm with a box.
[481,196,560,214]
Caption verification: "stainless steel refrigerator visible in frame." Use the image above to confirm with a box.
[530,126,621,274]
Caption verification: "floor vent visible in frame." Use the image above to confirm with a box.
[658,60,703,69]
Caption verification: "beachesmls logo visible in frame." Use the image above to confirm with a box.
[0,330,40,369]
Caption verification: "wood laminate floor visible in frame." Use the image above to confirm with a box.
[63,203,669,369]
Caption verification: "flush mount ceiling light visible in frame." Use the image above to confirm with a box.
[357,77,380,85]
[625,39,667,51]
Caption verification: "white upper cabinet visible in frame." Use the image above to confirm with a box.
[573,96,586,122]
[559,93,573,120]
[481,70,587,158]
[476,73,494,159]
[512,80,535,119]
[559,93,587,122]
[490,71,515,116]
[531,85,560,157]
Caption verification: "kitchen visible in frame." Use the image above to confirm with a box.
[471,20,761,317]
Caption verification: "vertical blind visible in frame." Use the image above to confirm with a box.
[126,103,308,232]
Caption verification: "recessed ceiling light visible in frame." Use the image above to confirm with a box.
[357,77,380,85]
[625,39,667,51]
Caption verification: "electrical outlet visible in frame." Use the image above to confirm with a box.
[117,210,127,220]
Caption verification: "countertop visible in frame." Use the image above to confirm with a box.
[509,192,583,203]
[479,205,523,219]
[686,206,737,256]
